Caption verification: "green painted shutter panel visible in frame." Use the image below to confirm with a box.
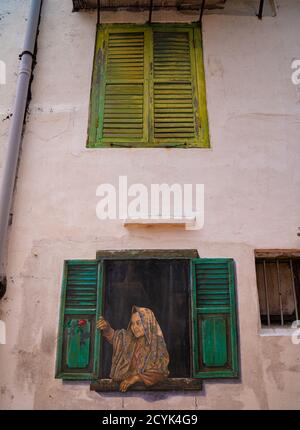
[191,258,239,378]
[89,24,210,148]
[55,261,103,380]
[66,319,91,368]
[152,28,200,144]
[98,29,149,145]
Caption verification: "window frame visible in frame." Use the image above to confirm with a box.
[56,251,239,391]
[255,250,300,328]
[87,23,210,148]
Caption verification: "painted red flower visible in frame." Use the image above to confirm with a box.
[78,319,87,327]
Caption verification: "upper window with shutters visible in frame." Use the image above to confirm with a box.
[87,24,210,148]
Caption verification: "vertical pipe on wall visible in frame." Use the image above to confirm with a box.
[0,0,43,299]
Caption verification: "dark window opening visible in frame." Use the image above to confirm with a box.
[101,259,191,378]
[256,257,300,327]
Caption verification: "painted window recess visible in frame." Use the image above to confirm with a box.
[87,24,210,148]
[55,257,239,384]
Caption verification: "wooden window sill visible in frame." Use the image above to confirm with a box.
[90,378,202,392]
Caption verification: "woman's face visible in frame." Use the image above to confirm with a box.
[131,312,145,338]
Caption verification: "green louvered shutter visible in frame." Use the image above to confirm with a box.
[152,27,201,145]
[191,258,239,378]
[88,24,209,148]
[97,28,149,146]
[55,261,103,380]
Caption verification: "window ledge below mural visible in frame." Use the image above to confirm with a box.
[90,378,202,392]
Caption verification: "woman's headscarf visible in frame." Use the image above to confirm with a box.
[109,306,169,382]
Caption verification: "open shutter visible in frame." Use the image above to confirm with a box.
[88,24,209,148]
[191,258,239,378]
[97,27,149,146]
[55,260,103,380]
[151,27,201,146]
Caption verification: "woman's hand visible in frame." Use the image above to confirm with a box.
[96,316,110,331]
[119,375,141,392]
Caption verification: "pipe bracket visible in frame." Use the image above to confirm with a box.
[19,50,35,61]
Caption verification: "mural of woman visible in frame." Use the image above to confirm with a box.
[97,306,170,392]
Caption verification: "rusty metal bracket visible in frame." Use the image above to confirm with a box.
[148,0,153,24]
[18,50,35,60]
[257,0,265,19]
[199,0,206,24]
[97,0,100,25]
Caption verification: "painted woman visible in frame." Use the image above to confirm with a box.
[97,306,169,392]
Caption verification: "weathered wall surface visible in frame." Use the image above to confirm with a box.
[0,0,300,409]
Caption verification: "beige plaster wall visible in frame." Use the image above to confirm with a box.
[0,0,300,409]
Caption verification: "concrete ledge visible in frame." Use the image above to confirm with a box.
[90,378,202,392]
[259,328,296,337]
[96,249,199,259]
[123,217,196,228]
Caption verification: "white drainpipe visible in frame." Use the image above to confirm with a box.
[0,0,43,298]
